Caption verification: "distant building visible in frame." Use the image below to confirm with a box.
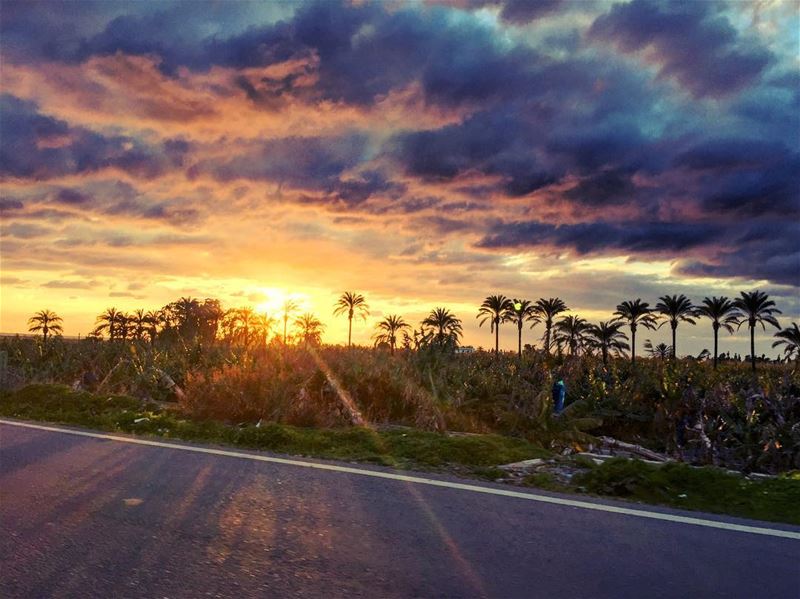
[455,345,475,354]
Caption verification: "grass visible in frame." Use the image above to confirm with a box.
[2,384,799,525]
[0,384,548,472]
[569,458,800,525]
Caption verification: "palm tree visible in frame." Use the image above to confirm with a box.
[145,310,160,343]
[644,339,672,361]
[235,306,258,345]
[477,294,513,354]
[374,315,410,355]
[333,291,369,347]
[294,313,325,347]
[282,299,299,345]
[129,309,150,341]
[734,290,781,372]
[94,307,123,340]
[421,308,463,347]
[614,299,657,366]
[27,310,63,344]
[553,315,590,356]
[587,321,629,365]
[773,323,800,363]
[174,296,201,340]
[533,297,568,354]
[253,313,277,346]
[504,299,536,357]
[695,296,741,369]
[654,294,696,359]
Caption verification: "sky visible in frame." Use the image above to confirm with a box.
[1,0,798,355]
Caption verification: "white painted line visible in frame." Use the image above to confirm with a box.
[2,418,799,541]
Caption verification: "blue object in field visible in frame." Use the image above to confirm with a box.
[552,379,566,414]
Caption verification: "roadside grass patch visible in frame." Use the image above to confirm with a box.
[571,458,800,525]
[0,384,546,473]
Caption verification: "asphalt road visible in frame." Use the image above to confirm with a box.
[1,421,798,599]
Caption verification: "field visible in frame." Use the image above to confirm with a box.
[2,333,799,523]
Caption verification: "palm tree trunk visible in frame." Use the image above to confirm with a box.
[672,325,677,359]
[283,319,287,344]
[750,325,756,372]
[348,316,352,347]
[631,326,636,366]
[545,323,551,355]
[713,326,719,369]
[517,322,522,358]
[603,347,608,366]
[495,319,499,354]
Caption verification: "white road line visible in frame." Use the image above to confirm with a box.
[2,418,799,541]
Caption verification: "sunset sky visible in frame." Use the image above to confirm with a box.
[1,0,798,354]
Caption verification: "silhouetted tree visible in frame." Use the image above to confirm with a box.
[553,315,590,356]
[734,290,781,372]
[422,308,463,347]
[533,297,568,354]
[334,292,369,347]
[614,299,657,366]
[503,299,536,357]
[27,309,63,344]
[294,313,325,347]
[477,294,513,354]
[282,299,299,345]
[94,308,124,340]
[695,296,740,369]
[587,321,629,365]
[655,294,696,359]
[644,339,671,361]
[773,323,800,363]
[374,315,410,355]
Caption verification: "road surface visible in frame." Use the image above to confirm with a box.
[1,420,798,598]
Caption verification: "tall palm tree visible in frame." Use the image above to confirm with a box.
[734,290,781,372]
[174,296,201,340]
[129,309,150,341]
[334,291,369,347]
[654,294,696,359]
[695,296,741,369]
[587,321,629,365]
[282,299,299,345]
[374,315,410,355]
[614,299,657,366]
[477,294,513,354]
[94,307,123,340]
[237,307,257,346]
[533,297,568,354]
[504,299,536,357]
[145,310,160,343]
[27,309,63,344]
[294,313,325,347]
[253,313,277,346]
[773,323,800,363]
[644,339,671,361]
[553,315,591,356]
[421,308,463,347]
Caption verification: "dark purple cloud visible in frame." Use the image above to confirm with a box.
[0,95,167,179]
[589,0,771,97]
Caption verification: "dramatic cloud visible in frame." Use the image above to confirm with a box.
[589,0,772,97]
[1,0,797,349]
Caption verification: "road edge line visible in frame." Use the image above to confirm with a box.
[2,418,799,540]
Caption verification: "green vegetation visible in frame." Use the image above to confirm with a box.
[571,459,800,525]
[0,384,548,471]
[3,384,798,524]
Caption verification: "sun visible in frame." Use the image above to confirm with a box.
[254,287,308,316]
